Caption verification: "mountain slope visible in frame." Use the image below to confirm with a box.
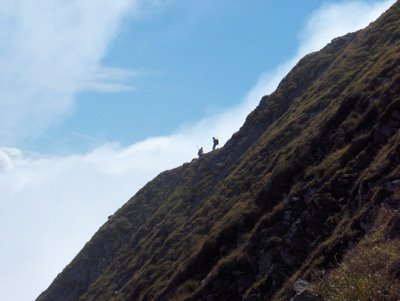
[38,2,400,300]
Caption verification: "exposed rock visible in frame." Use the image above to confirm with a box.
[375,123,395,138]
[219,244,227,253]
[258,249,278,273]
[284,210,292,222]
[232,270,242,276]
[305,187,318,203]
[291,279,323,301]
[385,215,400,240]
[382,197,400,211]
[280,246,298,266]
[291,290,324,301]
[206,293,219,301]
[391,110,400,121]
[388,118,400,128]
[237,274,254,294]
[242,294,259,301]
[382,77,391,85]
[386,179,400,192]
[293,278,311,294]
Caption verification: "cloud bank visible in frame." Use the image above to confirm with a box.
[0,1,395,300]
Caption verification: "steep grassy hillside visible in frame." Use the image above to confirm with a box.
[38,2,400,300]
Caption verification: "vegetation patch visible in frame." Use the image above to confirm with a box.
[312,208,400,301]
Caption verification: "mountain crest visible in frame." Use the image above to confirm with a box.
[38,2,400,300]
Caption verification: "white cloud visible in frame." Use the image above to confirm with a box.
[80,67,141,92]
[298,0,396,55]
[0,147,17,172]
[0,0,136,145]
[0,1,396,300]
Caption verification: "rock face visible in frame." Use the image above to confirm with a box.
[37,2,400,300]
[291,279,322,301]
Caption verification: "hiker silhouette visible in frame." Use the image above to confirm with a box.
[212,137,219,150]
[198,147,204,157]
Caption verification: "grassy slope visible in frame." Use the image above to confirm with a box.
[37,1,400,300]
[312,206,400,300]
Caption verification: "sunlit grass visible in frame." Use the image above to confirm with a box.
[313,208,400,300]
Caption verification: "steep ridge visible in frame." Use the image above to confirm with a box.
[38,2,400,300]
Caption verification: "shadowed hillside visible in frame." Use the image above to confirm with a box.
[38,2,400,300]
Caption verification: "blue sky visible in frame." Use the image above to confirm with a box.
[0,1,396,300]
[19,1,332,154]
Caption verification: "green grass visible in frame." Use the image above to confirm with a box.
[312,208,400,300]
